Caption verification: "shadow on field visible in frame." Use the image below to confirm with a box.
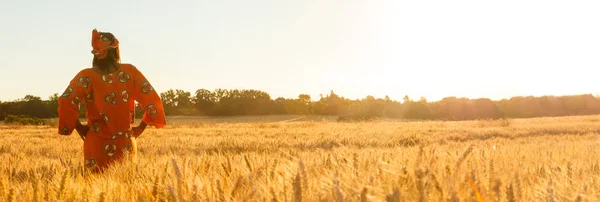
[445,127,599,143]
[142,136,423,155]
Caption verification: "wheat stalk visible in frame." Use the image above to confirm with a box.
[7,187,15,202]
[226,157,233,177]
[514,173,522,201]
[269,159,279,181]
[32,174,39,202]
[242,183,256,202]
[293,172,302,202]
[488,159,494,194]
[384,187,400,202]
[493,179,501,202]
[547,179,556,202]
[455,145,474,172]
[298,160,308,191]
[360,186,369,202]
[414,167,427,202]
[574,193,583,202]
[429,172,443,199]
[43,178,50,201]
[244,155,254,173]
[217,179,226,202]
[152,175,160,200]
[270,187,279,202]
[81,183,89,202]
[168,185,179,202]
[0,176,6,199]
[56,169,69,200]
[98,191,106,202]
[230,176,245,198]
[506,183,515,202]
[171,158,183,200]
[283,179,288,202]
[353,153,359,177]
[333,178,344,202]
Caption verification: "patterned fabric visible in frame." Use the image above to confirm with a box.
[57,63,166,173]
[91,29,119,59]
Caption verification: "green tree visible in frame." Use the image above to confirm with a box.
[403,99,432,120]
[315,90,349,115]
[175,90,192,108]
[194,89,215,115]
[298,94,312,114]
[174,89,194,115]
[160,89,177,115]
[46,93,60,117]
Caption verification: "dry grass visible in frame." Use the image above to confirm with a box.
[2,115,600,201]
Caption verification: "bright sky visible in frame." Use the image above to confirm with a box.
[1,0,599,102]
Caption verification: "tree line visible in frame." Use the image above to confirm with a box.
[2,89,600,121]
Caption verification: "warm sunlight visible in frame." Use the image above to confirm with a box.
[362,0,600,101]
[1,1,599,102]
[4,1,600,201]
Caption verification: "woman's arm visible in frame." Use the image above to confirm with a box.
[75,120,89,140]
[132,120,147,137]
[130,65,166,137]
[57,70,91,136]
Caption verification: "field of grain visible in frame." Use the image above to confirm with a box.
[2,115,600,201]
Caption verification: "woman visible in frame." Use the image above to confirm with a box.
[57,29,166,173]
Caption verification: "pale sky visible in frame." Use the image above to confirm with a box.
[1,0,599,102]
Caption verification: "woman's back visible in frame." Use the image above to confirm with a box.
[59,64,163,139]
[57,29,165,173]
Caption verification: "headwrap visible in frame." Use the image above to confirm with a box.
[91,29,119,59]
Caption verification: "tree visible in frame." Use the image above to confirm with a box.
[160,89,177,115]
[22,95,47,118]
[403,95,410,103]
[0,101,4,120]
[49,93,59,103]
[315,90,349,115]
[4,88,600,121]
[283,99,308,115]
[298,94,312,114]
[298,94,311,104]
[213,89,229,102]
[271,97,287,114]
[195,89,215,115]
[46,93,60,117]
[175,90,192,108]
[173,89,194,115]
[403,97,432,120]
[360,95,386,118]
[23,95,41,102]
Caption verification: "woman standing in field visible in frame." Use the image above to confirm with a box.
[57,29,166,173]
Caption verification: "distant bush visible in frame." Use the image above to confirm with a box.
[4,115,47,125]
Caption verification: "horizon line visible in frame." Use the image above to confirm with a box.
[2,88,599,103]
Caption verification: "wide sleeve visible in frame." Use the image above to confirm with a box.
[131,66,166,128]
[57,70,90,135]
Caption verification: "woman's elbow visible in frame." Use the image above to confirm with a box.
[57,96,81,112]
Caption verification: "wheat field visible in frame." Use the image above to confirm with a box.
[1,115,600,201]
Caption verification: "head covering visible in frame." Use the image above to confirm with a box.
[91,29,119,59]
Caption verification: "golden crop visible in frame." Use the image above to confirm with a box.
[1,115,600,201]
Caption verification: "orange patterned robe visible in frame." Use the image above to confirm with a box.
[57,63,166,173]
